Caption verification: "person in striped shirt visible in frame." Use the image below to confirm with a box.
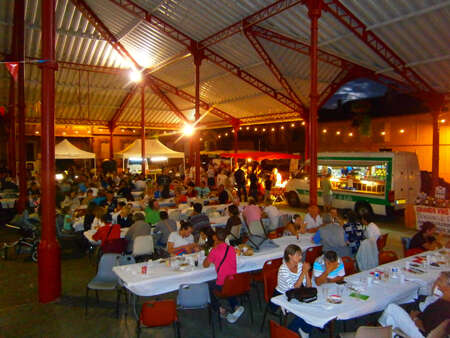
[313,250,345,286]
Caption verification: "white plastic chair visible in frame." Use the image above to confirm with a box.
[132,235,154,257]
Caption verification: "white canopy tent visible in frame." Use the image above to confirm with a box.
[55,139,96,169]
[115,139,185,160]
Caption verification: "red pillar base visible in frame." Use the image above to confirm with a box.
[38,239,61,303]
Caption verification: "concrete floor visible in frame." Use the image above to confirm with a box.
[0,205,417,338]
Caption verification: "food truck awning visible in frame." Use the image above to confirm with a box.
[220,152,301,162]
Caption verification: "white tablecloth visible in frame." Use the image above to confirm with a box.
[83,228,129,245]
[113,234,317,297]
[271,250,449,329]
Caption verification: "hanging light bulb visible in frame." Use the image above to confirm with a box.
[246,126,250,130]
[129,69,142,82]
[291,123,295,127]
[254,127,258,131]
[336,131,341,135]
[262,128,266,132]
[322,129,327,134]
[348,132,353,137]
[381,131,386,136]
[301,121,306,126]
[225,132,228,136]
[281,126,285,130]
[399,129,405,134]
[271,127,275,132]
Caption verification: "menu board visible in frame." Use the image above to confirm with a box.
[415,205,450,235]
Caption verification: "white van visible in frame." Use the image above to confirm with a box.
[285,152,421,216]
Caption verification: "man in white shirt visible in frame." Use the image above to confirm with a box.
[167,221,198,255]
[262,199,282,230]
[303,205,322,233]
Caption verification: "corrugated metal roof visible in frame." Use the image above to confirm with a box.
[0,0,448,128]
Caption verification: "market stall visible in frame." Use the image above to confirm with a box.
[55,139,96,169]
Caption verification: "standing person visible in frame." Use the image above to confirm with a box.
[207,164,216,188]
[203,228,243,324]
[264,173,273,200]
[303,205,322,233]
[157,168,171,199]
[342,211,365,255]
[216,169,228,188]
[320,173,333,212]
[248,167,258,200]
[273,245,312,337]
[234,165,247,202]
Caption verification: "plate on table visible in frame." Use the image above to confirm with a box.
[327,295,342,304]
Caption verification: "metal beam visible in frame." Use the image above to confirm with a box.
[319,0,450,47]
[244,28,306,111]
[199,0,306,49]
[109,84,138,130]
[72,0,238,124]
[322,0,435,93]
[106,0,303,114]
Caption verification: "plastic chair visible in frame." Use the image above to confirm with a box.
[252,258,283,310]
[401,237,411,257]
[376,233,388,251]
[85,253,121,317]
[132,235,154,258]
[214,272,253,329]
[378,250,399,265]
[137,299,180,338]
[260,259,284,332]
[405,248,424,257]
[177,283,214,338]
[270,320,299,338]
[342,256,358,275]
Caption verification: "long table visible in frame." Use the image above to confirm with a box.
[271,249,449,329]
[113,234,317,297]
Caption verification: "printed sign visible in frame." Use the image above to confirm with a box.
[415,205,450,235]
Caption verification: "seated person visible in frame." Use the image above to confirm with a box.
[313,250,345,286]
[125,213,151,253]
[92,214,121,248]
[242,198,263,235]
[112,201,126,224]
[102,191,117,214]
[153,185,164,199]
[185,185,197,198]
[273,244,312,336]
[167,221,198,255]
[342,211,365,254]
[226,196,244,215]
[83,202,97,231]
[173,188,187,205]
[225,205,243,244]
[303,205,322,233]
[203,228,243,324]
[262,199,282,230]
[198,226,215,250]
[154,211,177,248]
[361,214,381,241]
[116,206,133,228]
[379,271,450,338]
[62,206,73,233]
[189,202,211,239]
[329,207,343,225]
[285,214,306,238]
[195,181,211,198]
[313,214,351,258]
[217,184,229,204]
[81,189,94,206]
[410,221,442,251]
[144,199,161,225]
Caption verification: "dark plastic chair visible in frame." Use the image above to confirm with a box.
[376,233,388,251]
[304,245,323,277]
[378,250,399,265]
[260,259,284,332]
[342,256,358,275]
[214,272,253,329]
[405,248,424,257]
[270,320,299,338]
[137,299,180,338]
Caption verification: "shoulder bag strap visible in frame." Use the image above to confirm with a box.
[106,225,113,241]
[216,245,230,274]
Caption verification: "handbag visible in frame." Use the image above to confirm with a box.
[102,226,127,254]
[286,287,318,303]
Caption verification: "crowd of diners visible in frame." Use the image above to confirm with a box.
[1,163,449,337]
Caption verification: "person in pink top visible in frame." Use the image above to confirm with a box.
[203,228,244,324]
[242,197,262,224]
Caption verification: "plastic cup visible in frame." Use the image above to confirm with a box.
[322,286,328,300]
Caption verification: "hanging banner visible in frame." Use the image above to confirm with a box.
[5,62,19,81]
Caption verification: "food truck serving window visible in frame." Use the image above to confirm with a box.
[318,162,387,195]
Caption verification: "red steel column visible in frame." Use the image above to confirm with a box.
[431,109,440,191]
[193,48,202,186]
[233,126,239,154]
[38,0,61,303]
[308,0,321,206]
[8,77,16,177]
[141,84,146,174]
[304,118,309,162]
[15,0,26,212]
